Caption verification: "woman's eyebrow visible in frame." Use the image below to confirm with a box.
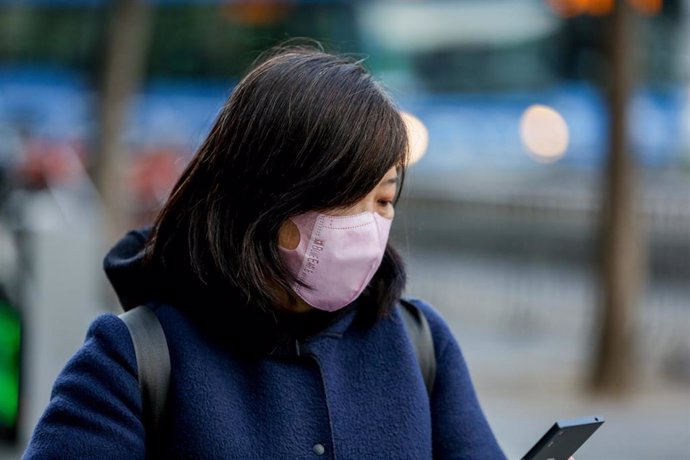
[384,176,399,185]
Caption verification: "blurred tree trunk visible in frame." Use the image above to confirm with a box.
[91,0,151,244]
[590,0,646,395]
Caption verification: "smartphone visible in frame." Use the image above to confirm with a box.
[521,416,605,460]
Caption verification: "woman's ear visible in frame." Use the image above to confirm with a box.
[278,219,300,250]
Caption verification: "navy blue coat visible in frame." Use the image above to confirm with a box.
[23,230,506,459]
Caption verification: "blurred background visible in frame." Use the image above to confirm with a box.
[0,0,688,458]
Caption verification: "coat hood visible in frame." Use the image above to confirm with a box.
[104,227,157,311]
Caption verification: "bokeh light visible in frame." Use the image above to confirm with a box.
[547,0,663,17]
[519,104,570,163]
[628,0,663,15]
[401,111,429,165]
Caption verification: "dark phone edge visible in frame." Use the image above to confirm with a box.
[521,416,605,460]
[521,423,561,460]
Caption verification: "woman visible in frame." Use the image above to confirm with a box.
[23,46,507,459]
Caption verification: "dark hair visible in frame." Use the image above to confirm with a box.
[145,46,409,319]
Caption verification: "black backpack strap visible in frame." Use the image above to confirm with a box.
[399,298,436,397]
[119,306,171,454]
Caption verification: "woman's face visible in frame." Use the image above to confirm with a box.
[278,166,399,250]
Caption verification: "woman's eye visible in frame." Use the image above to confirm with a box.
[378,200,393,207]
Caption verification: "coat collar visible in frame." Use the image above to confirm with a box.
[179,293,366,359]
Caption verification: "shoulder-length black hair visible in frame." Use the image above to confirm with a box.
[145,45,409,319]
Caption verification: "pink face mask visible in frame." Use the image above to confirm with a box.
[278,211,392,312]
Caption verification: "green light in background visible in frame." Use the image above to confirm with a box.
[0,300,20,429]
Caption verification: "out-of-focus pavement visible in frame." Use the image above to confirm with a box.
[407,251,690,460]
